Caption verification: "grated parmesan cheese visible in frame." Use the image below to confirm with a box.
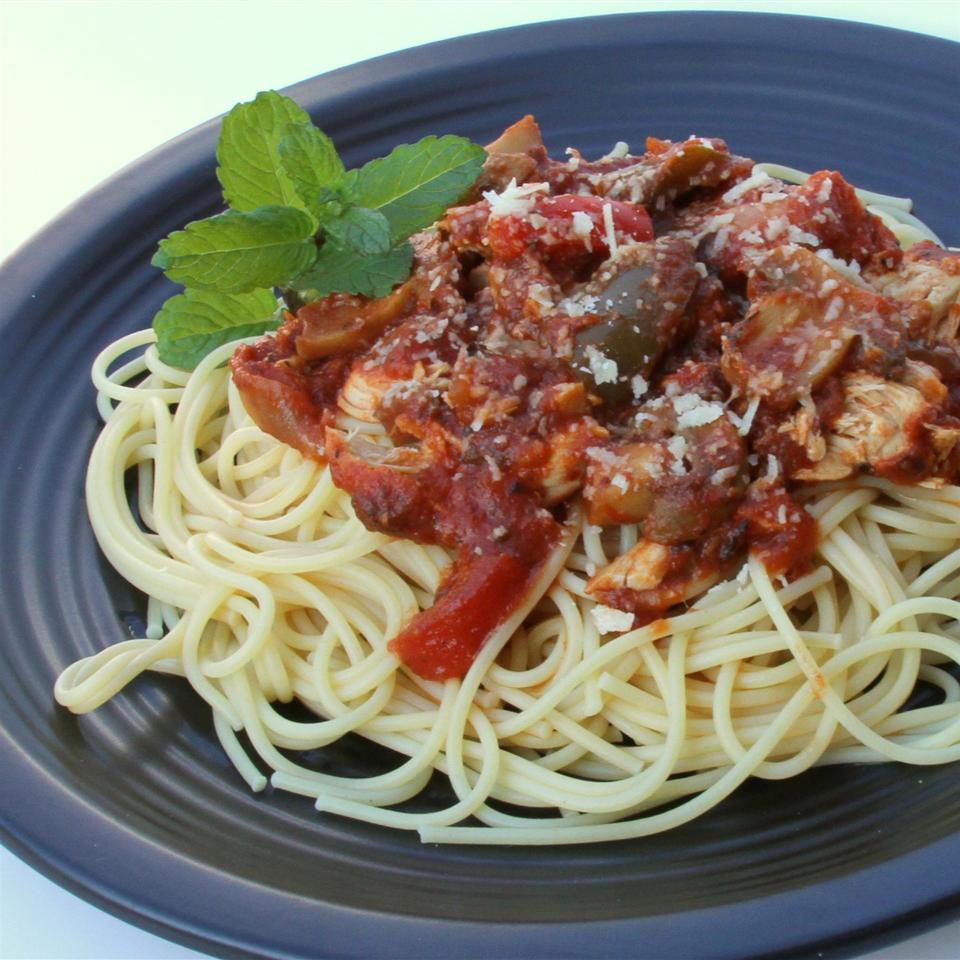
[571,210,594,238]
[631,374,649,399]
[666,435,689,475]
[601,202,618,256]
[787,225,821,247]
[722,168,774,204]
[586,445,619,466]
[822,295,845,323]
[591,604,635,634]
[711,465,738,485]
[482,179,548,218]
[672,393,725,428]
[527,283,554,308]
[763,216,789,242]
[815,248,868,286]
[585,345,619,385]
[738,397,760,436]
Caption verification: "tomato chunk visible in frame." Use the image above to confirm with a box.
[537,195,653,250]
[488,193,653,262]
[389,551,535,680]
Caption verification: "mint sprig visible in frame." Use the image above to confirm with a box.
[277,124,345,220]
[152,206,317,292]
[151,90,485,368]
[321,206,392,255]
[296,241,414,299]
[344,135,491,243]
[216,91,313,212]
[153,288,282,367]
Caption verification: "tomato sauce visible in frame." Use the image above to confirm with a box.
[231,125,960,678]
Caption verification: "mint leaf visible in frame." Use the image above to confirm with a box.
[148,91,487,369]
[152,206,317,292]
[278,124,345,218]
[311,185,347,221]
[322,207,391,254]
[216,91,313,212]
[294,241,413,298]
[153,288,280,368]
[344,135,485,242]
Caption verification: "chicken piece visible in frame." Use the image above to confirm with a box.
[445,351,535,430]
[487,252,563,339]
[776,399,827,466]
[929,423,960,464]
[586,483,818,622]
[585,534,731,624]
[584,413,747,543]
[872,241,960,339]
[722,288,855,410]
[476,115,544,192]
[726,246,919,405]
[337,316,465,433]
[792,370,955,483]
[901,358,949,405]
[699,171,902,282]
[535,420,607,505]
[938,306,959,343]
[337,365,402,423]
[486,115,543,155]
[446,351,606,503]
[586,540,671,593]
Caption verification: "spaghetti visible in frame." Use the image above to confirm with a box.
[55,126,960,843]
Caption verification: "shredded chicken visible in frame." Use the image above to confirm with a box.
[872,242,960,333]
[338,365,400,423]
[587,540,671,592]
[793,372,948,482]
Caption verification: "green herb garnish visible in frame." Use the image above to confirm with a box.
[150,90,485,368]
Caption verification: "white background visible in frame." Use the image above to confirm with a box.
[1,1,959,957]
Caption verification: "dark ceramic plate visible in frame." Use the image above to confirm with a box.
[2,12,960,960]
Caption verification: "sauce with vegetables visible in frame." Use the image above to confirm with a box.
[231,117,960,679]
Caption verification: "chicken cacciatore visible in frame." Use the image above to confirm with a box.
[231,117,960,680]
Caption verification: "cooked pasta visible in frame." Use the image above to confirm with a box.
[56,123,960,842]
[55,333,960,844]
